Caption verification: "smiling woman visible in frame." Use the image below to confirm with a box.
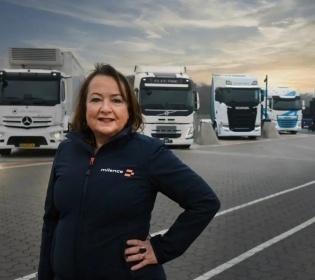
[37,63,220,280]
[85,75,130,152]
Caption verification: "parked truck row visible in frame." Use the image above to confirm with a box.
[0,47,306,156]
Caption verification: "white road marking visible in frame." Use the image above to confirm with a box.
[14,179,315,280]
[14,272,37,280]
[152,179,315,236]
[0,162,52,170]
[192,217,315,280]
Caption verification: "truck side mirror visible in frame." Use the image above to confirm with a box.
[0,72,8,88]
[1,80,8,88]
[193,91,200,111]
[134,88,139,99]
[215,88,223,103]
[260,92,264,102]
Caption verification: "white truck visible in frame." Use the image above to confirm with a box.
[0,47,85,156]
[262,87,304,134]
[210,74,262,139]
[133,65,199,148]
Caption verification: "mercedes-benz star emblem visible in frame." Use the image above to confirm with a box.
[22,116,32,126]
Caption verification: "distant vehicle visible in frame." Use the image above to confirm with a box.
[262,87,304,134]
[302,118,313,128]
[0,48,85,156]
[308,121,315,132]
[210,74,262,139]
[133,65,199,148]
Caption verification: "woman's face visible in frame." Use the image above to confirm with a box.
[86,75,129,145]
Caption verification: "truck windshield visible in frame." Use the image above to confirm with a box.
[0,79,60,106]
[272,97,302,110]
[139,88,194,110]
[217,88,260,106]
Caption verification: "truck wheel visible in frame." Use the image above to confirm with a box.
[0,149,11,156]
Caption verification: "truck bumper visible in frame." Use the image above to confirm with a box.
[143,123,194,146]
[0,126,65,150]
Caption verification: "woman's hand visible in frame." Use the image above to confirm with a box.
[125,239,158,271]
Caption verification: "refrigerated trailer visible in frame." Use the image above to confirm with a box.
[0,48,85,156]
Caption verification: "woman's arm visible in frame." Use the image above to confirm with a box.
[147,145,220,264]
[37,160,60,280]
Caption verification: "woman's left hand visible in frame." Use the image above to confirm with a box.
[125,239,158,271]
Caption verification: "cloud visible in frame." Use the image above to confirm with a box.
[1,0,315,92]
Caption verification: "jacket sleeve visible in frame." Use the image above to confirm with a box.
[37,156,60,280]
[148,144,220,264]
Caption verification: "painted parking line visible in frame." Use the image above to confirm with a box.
[152,179,315,236]
[193,217,315,280]
[14,179,315,280]
[0,161,52,170]
[14,272,37,280]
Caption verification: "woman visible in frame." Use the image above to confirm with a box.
[38,64,220,280]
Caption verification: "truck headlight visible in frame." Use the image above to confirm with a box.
[50,132,62,140]
[186,127,194,139]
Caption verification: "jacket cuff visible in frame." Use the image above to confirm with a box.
[150,234,167,264]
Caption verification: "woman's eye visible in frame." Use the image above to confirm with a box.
[90,98,101,103]
[112,98,123,104]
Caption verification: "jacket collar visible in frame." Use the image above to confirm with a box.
[66,127,133,153]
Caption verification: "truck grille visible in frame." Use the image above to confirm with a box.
[2,116,52,129]
[278,120,297,128]
[227,108,257,132]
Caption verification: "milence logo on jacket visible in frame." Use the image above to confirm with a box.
[100,168,135,177]
[124,169,134,177]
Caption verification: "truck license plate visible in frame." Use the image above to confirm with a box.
[163,138,173,144]
[19,143,36,148]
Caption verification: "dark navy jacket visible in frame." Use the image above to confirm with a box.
[38,128,220,280]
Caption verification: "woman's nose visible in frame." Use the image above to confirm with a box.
[100,100,112,112]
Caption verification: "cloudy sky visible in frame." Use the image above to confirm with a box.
[0,0,314,93]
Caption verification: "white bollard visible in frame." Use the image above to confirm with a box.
[197,119,220,145]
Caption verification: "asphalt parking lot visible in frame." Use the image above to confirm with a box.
[1,130,315,280]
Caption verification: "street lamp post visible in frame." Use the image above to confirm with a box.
[264,75,269,121]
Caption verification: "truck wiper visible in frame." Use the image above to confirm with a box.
[167,103,187,109]
[23,97,46,104]
[142,104,165,109]
[10,100,23,105]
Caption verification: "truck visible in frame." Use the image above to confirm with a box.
[0,47,85,156]
[133,65,199,148]
[262,86,304,134]
[210,74,262,139]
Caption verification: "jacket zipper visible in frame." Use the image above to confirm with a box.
[74,155,95,280]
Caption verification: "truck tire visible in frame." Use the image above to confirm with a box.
[0,149,11,156]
